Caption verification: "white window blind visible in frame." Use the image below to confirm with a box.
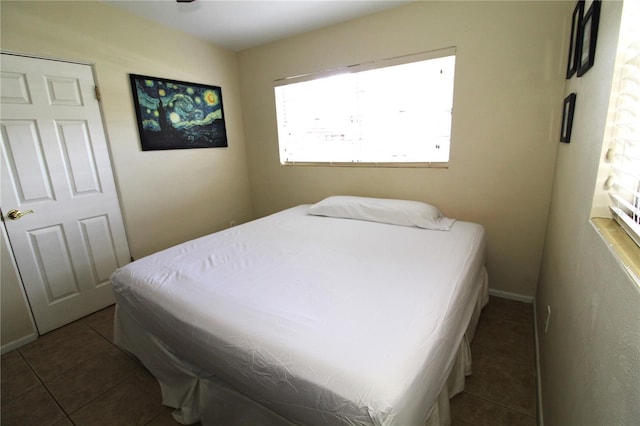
[607,2,640,247]
[274,48,456,166]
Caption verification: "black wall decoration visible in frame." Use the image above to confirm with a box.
[561,0,600,143]
[577,0,602,77]
[566,0,601,79]
[561,93,577,143]
[566,0,584,79]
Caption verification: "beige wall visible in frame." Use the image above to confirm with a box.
[536,1,640,424]
[1,1,252,345]
[237,1,570,297]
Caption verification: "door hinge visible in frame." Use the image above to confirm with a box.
[94,86,101,102]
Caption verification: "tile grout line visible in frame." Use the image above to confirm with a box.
[16,348,75,425]
[460,390,537,420]
[66,376,139,422]
[18,324,132,425]
[95,325,175,425]
[57,326,141,422]
[1,355,40,406]
[69,317,168,424]
[144,408,172,426]
[80,307,144,363]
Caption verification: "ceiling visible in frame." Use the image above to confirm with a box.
[106,0,412,52]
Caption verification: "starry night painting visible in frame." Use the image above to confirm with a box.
[129,74,228,150]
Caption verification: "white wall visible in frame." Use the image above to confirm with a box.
[536,1,640,423]
[1,1,253,345]
[237,1,571,297]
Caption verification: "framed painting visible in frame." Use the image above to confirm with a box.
[129,74,228,150]
[566,0,584,79]
[560,93,577,143]
[577,0,601,77]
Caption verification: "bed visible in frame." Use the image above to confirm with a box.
[111,196,488,426]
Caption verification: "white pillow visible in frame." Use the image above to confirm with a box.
[307,196,455,230]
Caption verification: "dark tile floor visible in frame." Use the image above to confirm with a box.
[1,296,536,425]
[451,296,537,426]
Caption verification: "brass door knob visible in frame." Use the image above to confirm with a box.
[7,209,34,220]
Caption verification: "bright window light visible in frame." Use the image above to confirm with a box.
[274,49,456,166]
[604,0,640,247]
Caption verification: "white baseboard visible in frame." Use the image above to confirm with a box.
[532,299,544,426]
[488,288,534,304]
[1,333,37,355]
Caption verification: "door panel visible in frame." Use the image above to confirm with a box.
[0,71,32,104]
[28,225,80,302]
[44,75,83,106]
[1,120,55,202]
[79,215,120,285]
[1,53,131,334]
[57,120,102,195]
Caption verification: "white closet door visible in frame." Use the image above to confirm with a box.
[1,53,130,334]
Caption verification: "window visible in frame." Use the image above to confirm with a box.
[591,0,640,285]
[274,48,456,166]
[605,1,640,247]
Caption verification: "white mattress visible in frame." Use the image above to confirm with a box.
[111,205,486,425]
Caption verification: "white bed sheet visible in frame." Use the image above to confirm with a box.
[111,205,486,425]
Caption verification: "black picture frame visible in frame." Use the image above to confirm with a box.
[577,0,601,77]
[566,0,584,79]
[129,74,228,151]
[560,93,577,143]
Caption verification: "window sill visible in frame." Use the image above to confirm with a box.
[591,217,640,285]
[281,161,449,169]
